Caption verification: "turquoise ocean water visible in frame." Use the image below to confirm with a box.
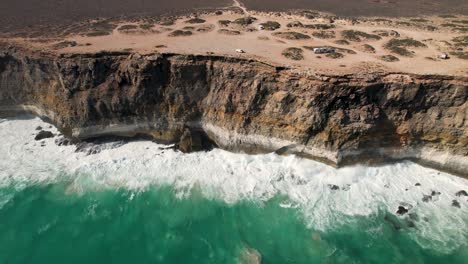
[0,118,467,263]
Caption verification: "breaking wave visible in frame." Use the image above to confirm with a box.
[0,117,467,254]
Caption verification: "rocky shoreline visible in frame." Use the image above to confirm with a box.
[0,48,467,176]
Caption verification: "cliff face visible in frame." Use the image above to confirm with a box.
[0,50,467,176]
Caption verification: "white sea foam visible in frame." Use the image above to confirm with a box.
[0,117,467,253]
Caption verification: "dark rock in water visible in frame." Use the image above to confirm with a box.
[396,206,409,215]
[75,139,125,155]
[384,184,390,188]
[455,190,467,197]
[55,136,72,146]
[328,184,340,191]
[400,202,413,210]
[415,183,421,186]
[176,128,215,153]
[431,190,441,196]
[35,126,42,131]
[422,195,432,202]
[452,200,461,208]
[342,184,351,191]
[34,130,54,140]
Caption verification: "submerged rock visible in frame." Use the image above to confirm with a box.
[415,183,421,186]
[455,190,467,197]
[55,136,72,146]
[239,247,261,264]
[328,184,340,191]
[396,206,409,215]
[452,200,461,208]
[422,195,432,202]
[75,139,126,155]
[34,130,54,140]
[35,126,42,131]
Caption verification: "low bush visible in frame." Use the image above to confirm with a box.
[384,38,427,56]
[168,30,192,37]
[282,47,304,60]
[312,31,336,39]
[185,18,206,24]
[260,21,281,30]
[380,55,400,62]
[272,32,311,40]
[341,30,381,41]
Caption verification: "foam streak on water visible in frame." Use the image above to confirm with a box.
[1,117,467,255]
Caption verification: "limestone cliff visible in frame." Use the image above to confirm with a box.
[0,48,467,176]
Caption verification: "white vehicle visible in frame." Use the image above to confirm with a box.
[235,49,246,53]
[313,47,335,54]
[438,53,449,59]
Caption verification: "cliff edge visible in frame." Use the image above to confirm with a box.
[0,49,467,176]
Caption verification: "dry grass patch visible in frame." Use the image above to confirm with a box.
[282,47,304,60]
[272,31,310,40]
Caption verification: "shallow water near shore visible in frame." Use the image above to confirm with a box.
[0,117,467,263]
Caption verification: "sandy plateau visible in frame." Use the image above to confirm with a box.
[2,1,468,76]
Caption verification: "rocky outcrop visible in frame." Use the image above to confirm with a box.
[0,48,467,176]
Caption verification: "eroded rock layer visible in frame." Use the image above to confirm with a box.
[0,49,467,176]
